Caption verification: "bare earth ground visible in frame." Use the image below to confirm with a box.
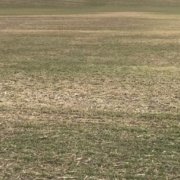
[0,6,180,180]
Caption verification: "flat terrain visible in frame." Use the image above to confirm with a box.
[0,0,180,15]
[0,0,180,179]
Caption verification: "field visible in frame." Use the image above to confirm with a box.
[0,0,180,179]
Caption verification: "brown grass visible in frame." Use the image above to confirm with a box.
[0,7,180,179]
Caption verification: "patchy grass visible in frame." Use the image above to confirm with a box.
[0,1,180,179]
[0,0,180,15]
[1,120,179,179]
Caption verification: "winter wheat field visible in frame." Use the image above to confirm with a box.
[0,0,180,179]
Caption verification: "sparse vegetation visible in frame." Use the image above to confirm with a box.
[0,0,180,179]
